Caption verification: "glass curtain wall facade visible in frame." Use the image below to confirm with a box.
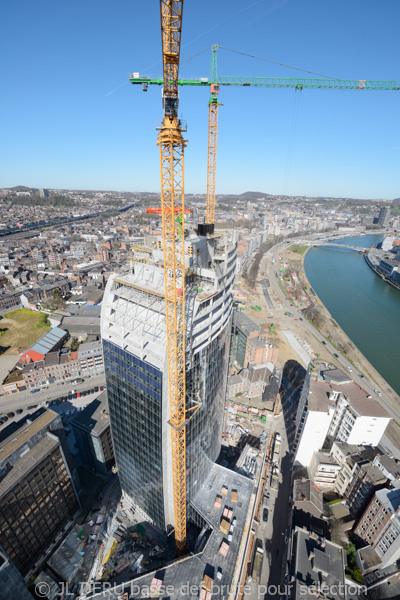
[186,326,231,505]
[103,340,165,528]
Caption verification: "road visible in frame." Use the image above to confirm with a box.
[262,239,400,425]
[245,413,294,599]
[0,373,106,416]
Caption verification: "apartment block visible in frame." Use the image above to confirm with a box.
[356,482,400,573]
[330,442,387,518]
[309,451,342,490]
[326,386,390,447]
[295,379,390,468]
[0,409,80,576]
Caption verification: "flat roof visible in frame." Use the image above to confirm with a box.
[71,392,109,437]
[332,382,390,418]
[321,368,352,384]
[0,434,59,497]
[357,545,381,571]
[376,481,400,512]
[308,380,336,412]
[0,409,59,462]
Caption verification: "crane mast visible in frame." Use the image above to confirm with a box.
[157,0,187,555]
[206,46,220,225]
[206,93,218,224]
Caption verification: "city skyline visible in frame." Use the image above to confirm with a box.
[1,1,399,199]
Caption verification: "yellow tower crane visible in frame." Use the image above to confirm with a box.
[157,0,187,555]
[206,46,221,225]
[206,83,219,225]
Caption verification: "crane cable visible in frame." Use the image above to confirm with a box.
[217,45,341,80]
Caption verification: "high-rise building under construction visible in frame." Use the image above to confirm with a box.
[101,226,237,531]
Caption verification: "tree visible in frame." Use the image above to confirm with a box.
[35,313,50,329]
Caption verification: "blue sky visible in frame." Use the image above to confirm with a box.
[1,0,399,199]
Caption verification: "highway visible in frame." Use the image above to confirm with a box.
[261,239,400,426]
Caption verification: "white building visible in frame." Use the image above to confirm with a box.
[295,379,390,468]
[295,379,336,467]
[326,385,390,447]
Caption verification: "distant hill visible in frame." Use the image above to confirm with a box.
[238,191,273,199]
[8,185,37,192]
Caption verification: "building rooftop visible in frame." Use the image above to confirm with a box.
[0,408,59,461]
[233,311,261,337]
[247,337,266,349]
[376,481,400,513]
[336,383,390,418]
[321,368,352,384]
[71,392,109,437]
[46,524,84,584]
[357,545,382,573]
[0,433,59,497]
[87,463,253,600]
[293,479,323,517]
[308,379,336,412]
[315,451,340,466]
[29,327,67,356]
[374,454,400,479]
[293,527,346,600]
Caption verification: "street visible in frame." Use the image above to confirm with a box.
[0,372,106,421]
[262,239,400,425]
[245,411,294,600]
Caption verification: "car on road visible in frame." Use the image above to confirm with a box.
[333,353,339,358]
[321,341,326,345]
[374,389,382,396]
[263,508,269,522]
[346,366,352,372]
[359,374,364,378]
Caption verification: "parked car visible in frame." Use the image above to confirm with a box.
[263,508,269,522]
[27,405,37,410]
[16,408,23,414]
[30,389,39,394]
[7,412,15,418]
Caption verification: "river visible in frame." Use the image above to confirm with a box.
[304,233,400,396]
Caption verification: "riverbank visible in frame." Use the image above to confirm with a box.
[364,251,400,292]
[301,247,398,397]
[301,246,400,449]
